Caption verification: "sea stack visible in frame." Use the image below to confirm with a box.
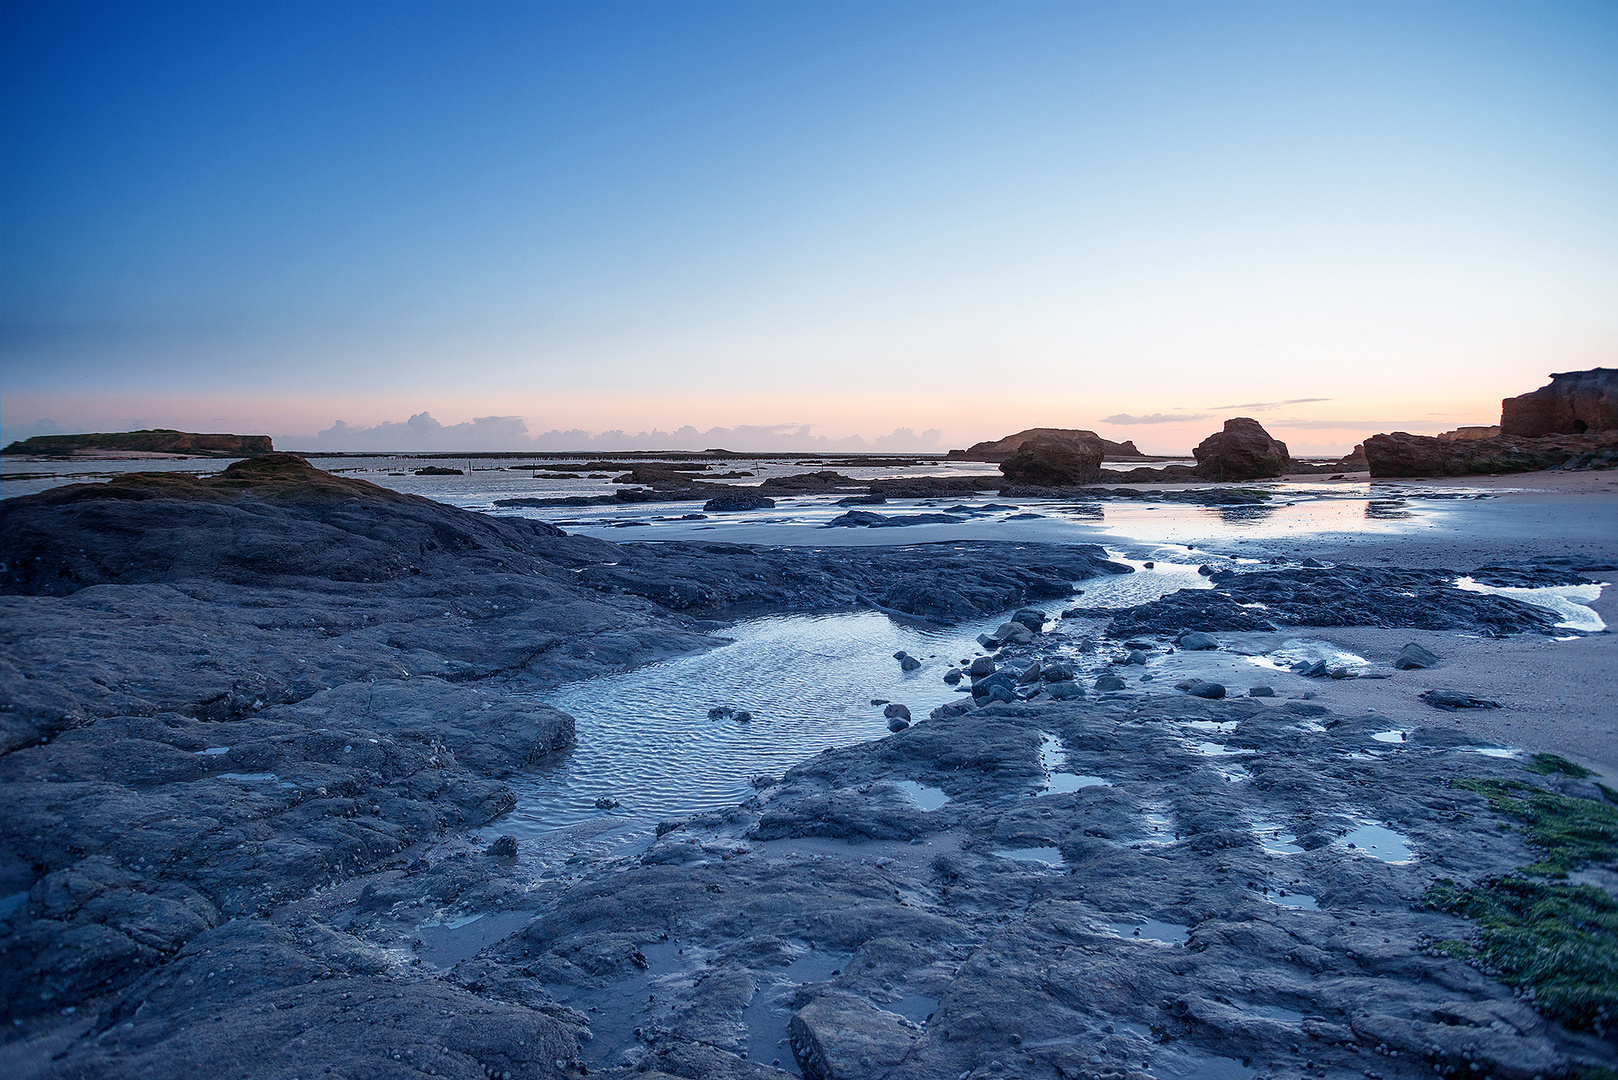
[1192,418,1290,480]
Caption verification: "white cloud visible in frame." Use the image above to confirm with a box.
[1101,412,1213,425]
[292,414,946,453]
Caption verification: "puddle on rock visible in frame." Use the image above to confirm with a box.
[1338,822,1414,863]
[1193,742,1257,758]
[1268,891,1320,910]
[993,846,1065,866]
[1105,919,1190,945]
[1460,746,1518,759]
[1371,730,1407,744]
[895,780,949,812]
[412,909,534,969]
[1250,1004,1306,1023]
[887,993,938,1024]
[1183,720,1240,734]
[1453,577,1605,632]
[743,946,851,1066]
[1045,773,1110,794]
[196,746,230,756]
[1037,732,1110,795]
[1252,822,1304,855]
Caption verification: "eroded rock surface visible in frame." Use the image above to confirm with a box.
[450,696,1612,1080]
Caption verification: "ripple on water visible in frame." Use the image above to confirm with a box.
[495,611,1003,840]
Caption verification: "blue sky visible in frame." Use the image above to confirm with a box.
[3,0,1614,453]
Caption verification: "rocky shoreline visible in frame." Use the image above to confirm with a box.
[1,456,1615,1080]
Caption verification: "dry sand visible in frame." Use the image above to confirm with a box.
[1190,468,1618,779]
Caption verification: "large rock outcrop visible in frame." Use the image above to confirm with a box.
[1500,368,1618,437]
[1191,418,1289,480]
[951,428,1141,461]
[997,432,1104,485]
[1,429,274,457]
[1363,430,1618,477]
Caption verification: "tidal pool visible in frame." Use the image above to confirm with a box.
[481,560,1219,858]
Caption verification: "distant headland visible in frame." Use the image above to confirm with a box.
[0,429,274,458]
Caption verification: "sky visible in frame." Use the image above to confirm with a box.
[2,1,1615,456]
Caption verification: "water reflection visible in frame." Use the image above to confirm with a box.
[1364,500,1412,520]
[1204,503,1279,526]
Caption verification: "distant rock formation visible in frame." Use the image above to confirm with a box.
[950,428,1141,461]
[1500,368,1618,437]
[1363,430,1618,477]
[997,432,1104,485]
[1192,418,1290,480]
[1,429,274,457]
[1435,426,1501,441]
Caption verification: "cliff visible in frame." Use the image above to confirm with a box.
[1499,368,1618,437]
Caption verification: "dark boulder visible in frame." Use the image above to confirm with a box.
[1394,643,1440,670]
[1500,368,1618,436]
[998,433,1103,485]
[1177,679,1227,699]
[703,494,776,512]
[1420,689,1501,711]
[1192,418,1289,480]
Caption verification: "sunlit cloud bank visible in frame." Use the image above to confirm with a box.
[290,413,945,454]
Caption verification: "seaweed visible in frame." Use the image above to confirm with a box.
[1450,779,1618,877]
[1422,773,1618,1036]
[1525,753,1595,779]
[1426,876,1618,1033]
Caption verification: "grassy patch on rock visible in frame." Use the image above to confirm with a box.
[1425,772,1618,1036]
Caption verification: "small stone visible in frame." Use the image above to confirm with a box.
[1394,642,1440,670]
[1249,686,1276,697]
[887,716,910,732]
[594,796,620,810]
[1178,631,1219,651]
[1126,650,1149,665]
[734,710,753,722]
[1095,675,1127,691]
[883,703,912,722]
[1420,689,1501,711]
[969,657,997,678]
[486,835,518,857]
[1047,680,1085,700]
[1179,680,1226,699]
